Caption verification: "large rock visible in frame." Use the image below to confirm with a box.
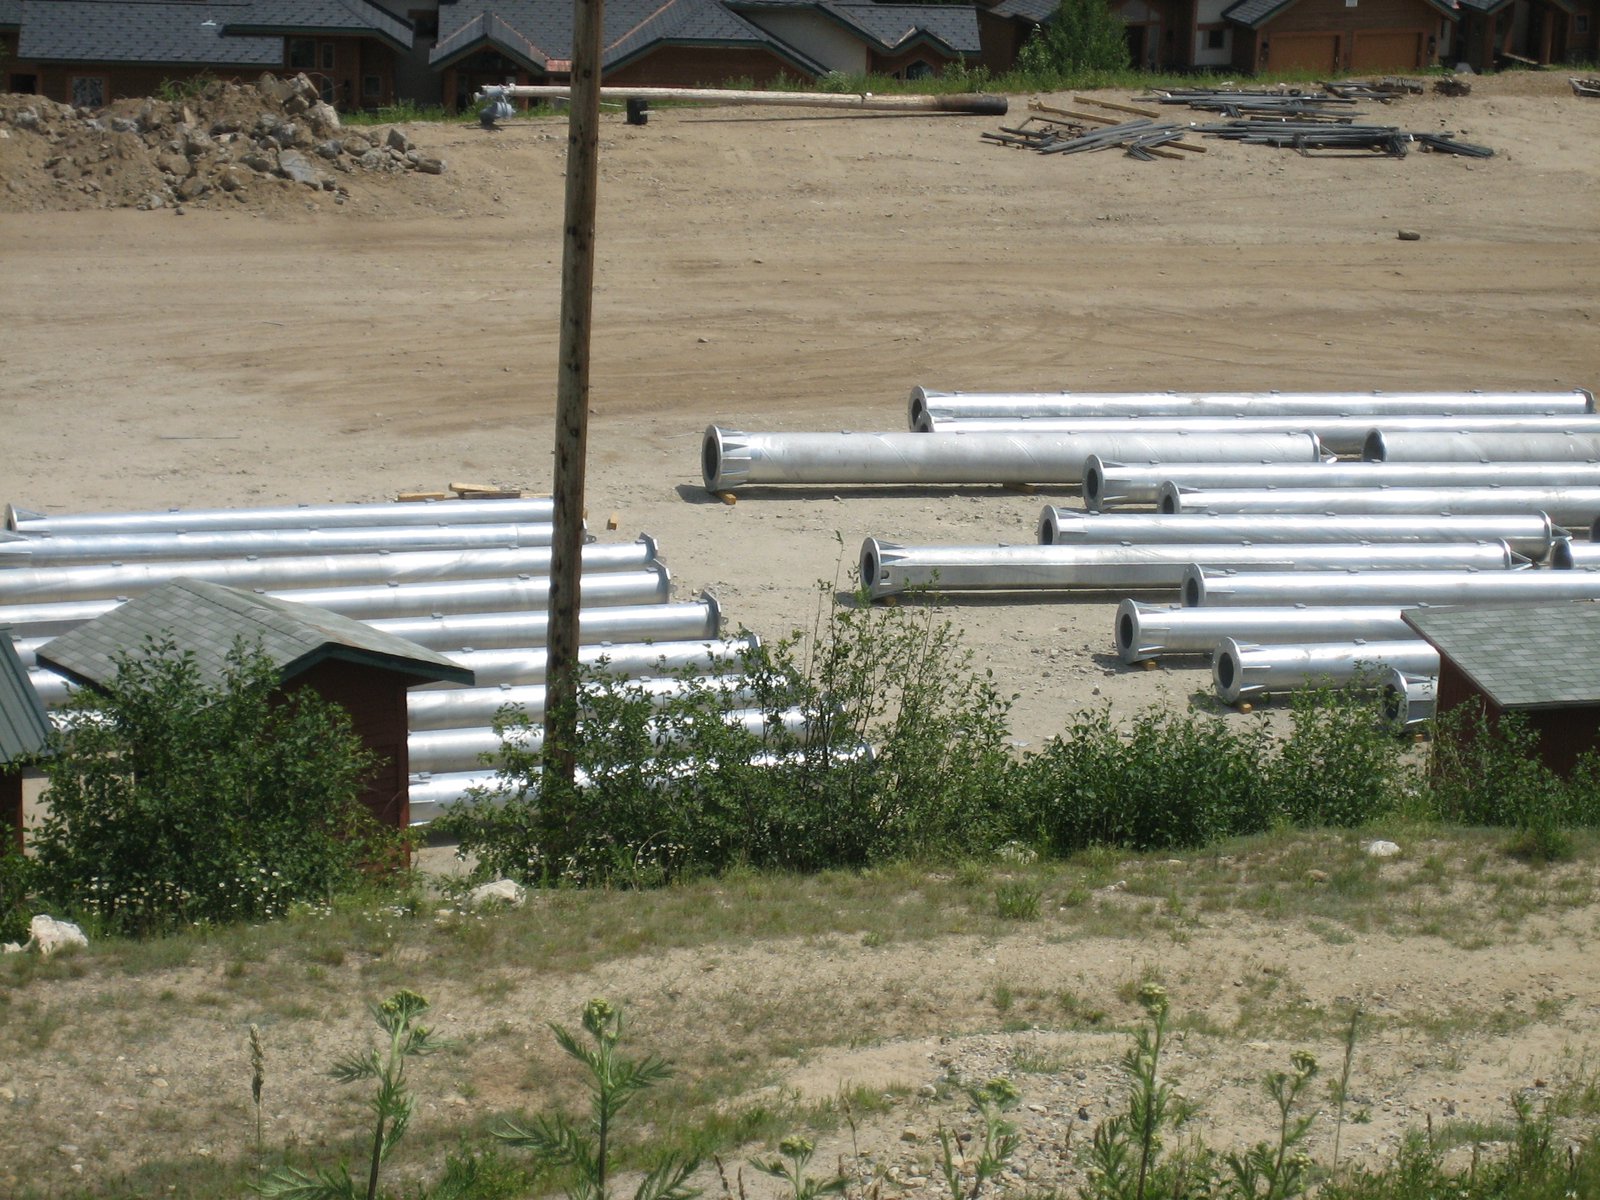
[156,151,192,178]
[385,127,410,153]
[276,149,320,186]
[467,879,525,908]
[28,915,87,956]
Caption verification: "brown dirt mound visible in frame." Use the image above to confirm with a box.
[0,72,451,215]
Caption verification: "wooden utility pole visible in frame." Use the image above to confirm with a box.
[543,0,606,789]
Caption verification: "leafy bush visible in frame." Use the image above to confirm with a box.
[0,844,34,945]
[1015,0,1131,84]
[29,639,388,935]
[436,588,1016,885]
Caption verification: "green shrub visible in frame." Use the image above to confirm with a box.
[1014,0,1131,84]
[436,588,1016,886]
[0,844,34,945]
[1260,689,1408,829]
[29,638,388,935]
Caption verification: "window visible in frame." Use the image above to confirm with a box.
[320,42,335,70]
[1576,14,1590,34]
[903,60,933,80]
[319,76,335,104]
[363,74,382,100]
[70,75,107,108]
[1206,28,1227,49]
[288,38,316,68]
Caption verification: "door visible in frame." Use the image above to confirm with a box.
[1351,29,1425,70]
[1267,32,1340,72]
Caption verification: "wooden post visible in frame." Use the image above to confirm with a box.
[543,0,606,791]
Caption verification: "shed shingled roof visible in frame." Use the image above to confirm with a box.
[1403,602,1600,710]
[0,632,52,767]
[36,578,474,693]
[1225,0,1456,25]
[18,0,282,65]
[0,0,23,29]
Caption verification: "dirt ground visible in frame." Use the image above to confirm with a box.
[3,70,1600,1194]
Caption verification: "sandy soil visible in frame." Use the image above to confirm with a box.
[2,71,1600,1195]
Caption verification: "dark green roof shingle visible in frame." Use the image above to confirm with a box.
[1403,601,1600,709]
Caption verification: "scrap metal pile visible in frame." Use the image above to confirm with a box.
[985,80,1492,161]
[704,383,1600,718]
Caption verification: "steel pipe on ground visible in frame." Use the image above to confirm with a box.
[406,742,873,825]
[6,497,555,535]
[861,538,1522,599]
[1552,540,1600,569]
[1114,599,1415,663]
[1041,508,1560,560]
[1213,639,1441,704]
[703,427,1324,491]
[418,634,757,690]
[480,84,1008,115]
[1183,565,1600,608]
[0,538,659,604]
[920,413,1600,455]
[0,566,672,640]
[408,675,756,732]
[1083,457,1600,510]
[908,388,1595,428]
[1381,669,1437,732]
[0,522,561,566]
[1158,484,1600,527]
[408,706,810,775]
[5,594,720,668]
[1364,431,1600,462]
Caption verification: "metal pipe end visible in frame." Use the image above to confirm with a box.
[650,561,672,602]
[1082,456,1109,512]
[1157,482,1184,515]
[1362,430,1388,462]
[701,426,749,492]
[914,411,941,433]
[697,588,723,637]
[1181,564,1207,608]
[5,505,43,532]
[859,537,894,598]
[637,532,661,563]
[1582,388,1597,415]
[1552,537,1576,569]
[1037,506,1063,545]
[1115,597,1162,664]
[1213,637,1251,704]
[907,387,931,432]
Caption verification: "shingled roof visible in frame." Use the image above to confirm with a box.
[36,578,474,693]
[431,0,829,75]
[1403,602,1600,710]
[0,0,23,30]
[1225,0,1456,25]
[225,0,413,54]
[0,633,52,767]
[17,0,282,65]
[828,3,980,54]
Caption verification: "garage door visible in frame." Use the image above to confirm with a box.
[1351,29,1425,70]
[1269,33,1340,72]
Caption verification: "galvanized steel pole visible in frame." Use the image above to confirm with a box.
[546,0,606,791]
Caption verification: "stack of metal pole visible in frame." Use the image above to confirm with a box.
[2,498,762,824]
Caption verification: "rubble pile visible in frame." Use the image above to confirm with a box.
[0,72,447,213]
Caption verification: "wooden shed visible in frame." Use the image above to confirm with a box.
[1225,0,1456,72]
[35,578,473,835]
[1403,602,1600,776]
[0,632,53,853]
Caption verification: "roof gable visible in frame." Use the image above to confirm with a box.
[37,578,474,694]
[828,3,980,54]
[0,633,52,766]
[223,0,413,52]
[1225,0,1457,27]
[17,0,283,65]
[1403,601,1600,710]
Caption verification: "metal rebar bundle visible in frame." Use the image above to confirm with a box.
[5,497,555,535]
[1158,483,1600,527]
[1364,430,1600,462]
[1183,565,1600,608]
[1114,599,1415,663]
[0,522,562,566]
[1082,458,1600,511]
[702,426,1323,491]
[1213,639,1442,704]
[0,538,659,605]
[1041,508,1560,560]
[919,412,1600,454]
[859,538,1521,599]
[1381,668,1437,732]
[908,388,1593,428]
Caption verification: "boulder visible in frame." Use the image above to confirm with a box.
[385,127,410,153]
[276,149,321,186]
[467,879,525,908]
[157,151,192,177]
[308,102,340,132]
[413,156,445,175]
[28,915,88,956]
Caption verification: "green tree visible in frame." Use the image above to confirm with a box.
[30,637,386,935]
[1015,0,1131,81]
